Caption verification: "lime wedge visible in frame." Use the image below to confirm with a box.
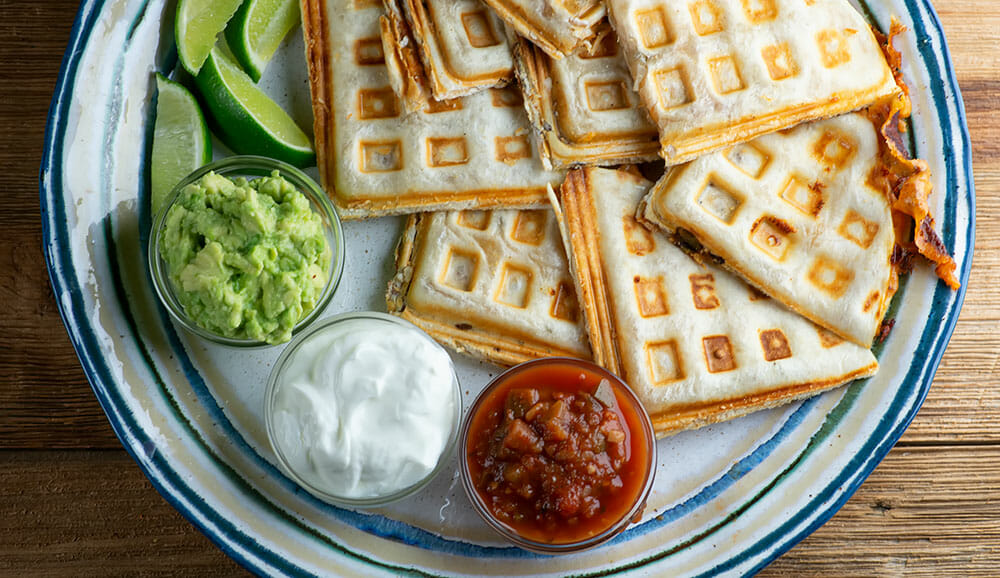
[195,47,315,167]
[176,0,245,75]
[225,0,300,82]
[151,73,212,217]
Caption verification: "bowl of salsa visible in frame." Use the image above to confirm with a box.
[460,357,656,554]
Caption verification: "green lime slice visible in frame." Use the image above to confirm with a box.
[151,73,212,217]
[176,0,245,75]
[225,0,300,82]
[195,47,315,167]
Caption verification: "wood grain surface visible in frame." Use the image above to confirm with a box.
[1,0,996,575]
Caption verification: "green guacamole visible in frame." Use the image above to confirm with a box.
[159,170,331,344]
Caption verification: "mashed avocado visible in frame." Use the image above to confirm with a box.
[159,170,331,344]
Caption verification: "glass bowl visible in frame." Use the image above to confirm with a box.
[459,357,656,554]
[265,312,462,507]
[148,156,345,347]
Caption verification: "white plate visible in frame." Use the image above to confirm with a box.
[41,0,973,575]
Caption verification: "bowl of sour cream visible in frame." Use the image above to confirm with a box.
[264,311,461,506]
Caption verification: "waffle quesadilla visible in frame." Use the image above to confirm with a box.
[640,113,896,346]
[513,26,661,169]
[387,209,591,366]
[302,0,563,218]
[556,166,878,436]
[606,0,901,165]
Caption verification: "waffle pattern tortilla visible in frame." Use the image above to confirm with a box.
[481,0,606,58]
[513,27,660,169]
[302,0,563,218]
[390,0,514,101]
[387,209,591,366]
[556,167,878,436]
[606,0,900,165]
[641,113,896,346]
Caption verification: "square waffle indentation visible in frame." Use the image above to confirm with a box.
[703,335,737,373]
[623,215,656,255]
[635,7,675,49]
[427,137,469,167]
[817,29,852,68]
[654,66,694,110]
[456,210,490,230]
[646,340,685,385]
[749,216,794,261]
[360,140,403,172]
[510,211,548,245]
[585,81,630,111]
[425,97,464,114]
[814,130,856,169]
[495,263,533,309]
[578,33,618,59]
[354,37,385,65]
[708,55,745,95]
[461,10,500,48]
[495,135,531,164]
[816,325,844,348]
[741,0,777,23]
[696,177,744,224]
[634,276,670,318]
[689,273,721,310]
[550,281,579,322]
[759,329,792,361]
[689,0,724,36]
[358,88,400,119]
[838,209,881,249]
[762,43,797,80]
[440,248,479,292]
[807,257,853,298]
[779,176,824,218]
[725,142,770,178]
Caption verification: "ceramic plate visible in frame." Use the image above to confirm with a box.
[41,0,973,575]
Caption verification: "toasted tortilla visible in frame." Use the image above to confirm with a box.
[387,209,591,366]
[606,0,901,165]
[556,166,878,437]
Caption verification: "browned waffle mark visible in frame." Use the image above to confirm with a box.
[634,276,670,318]
[427,137,469,167]
[689,273,721,310]
[838,209,881,249]
[759,329,792,361]
[761,42,797,81]
[440,248,480,291]
[697,177,744,224]
[749,216,795,261]
[495,263,533,308]
[689,0,724,36]
[779,176,824,218]
[703,335,737,373]
[806,257,853,298]
[623,215,656,255]
[646,340,685,385]
[550,281,579,322]
[511,211,548,245]
[359,140,403,172]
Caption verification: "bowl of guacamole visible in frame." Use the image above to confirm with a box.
[149,156,345,346]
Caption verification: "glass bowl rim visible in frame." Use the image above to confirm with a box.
[458,356,657,554]
[264,311,463,507]
[147,155,346,348]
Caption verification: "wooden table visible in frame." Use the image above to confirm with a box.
[2,0,996,574]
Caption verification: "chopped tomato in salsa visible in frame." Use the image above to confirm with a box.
[466,364,651,545]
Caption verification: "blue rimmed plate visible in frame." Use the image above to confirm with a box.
[41,0,973,575]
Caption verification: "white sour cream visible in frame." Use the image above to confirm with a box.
[268,316,457,500]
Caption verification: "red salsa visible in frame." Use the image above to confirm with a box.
[465,362,652,545]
